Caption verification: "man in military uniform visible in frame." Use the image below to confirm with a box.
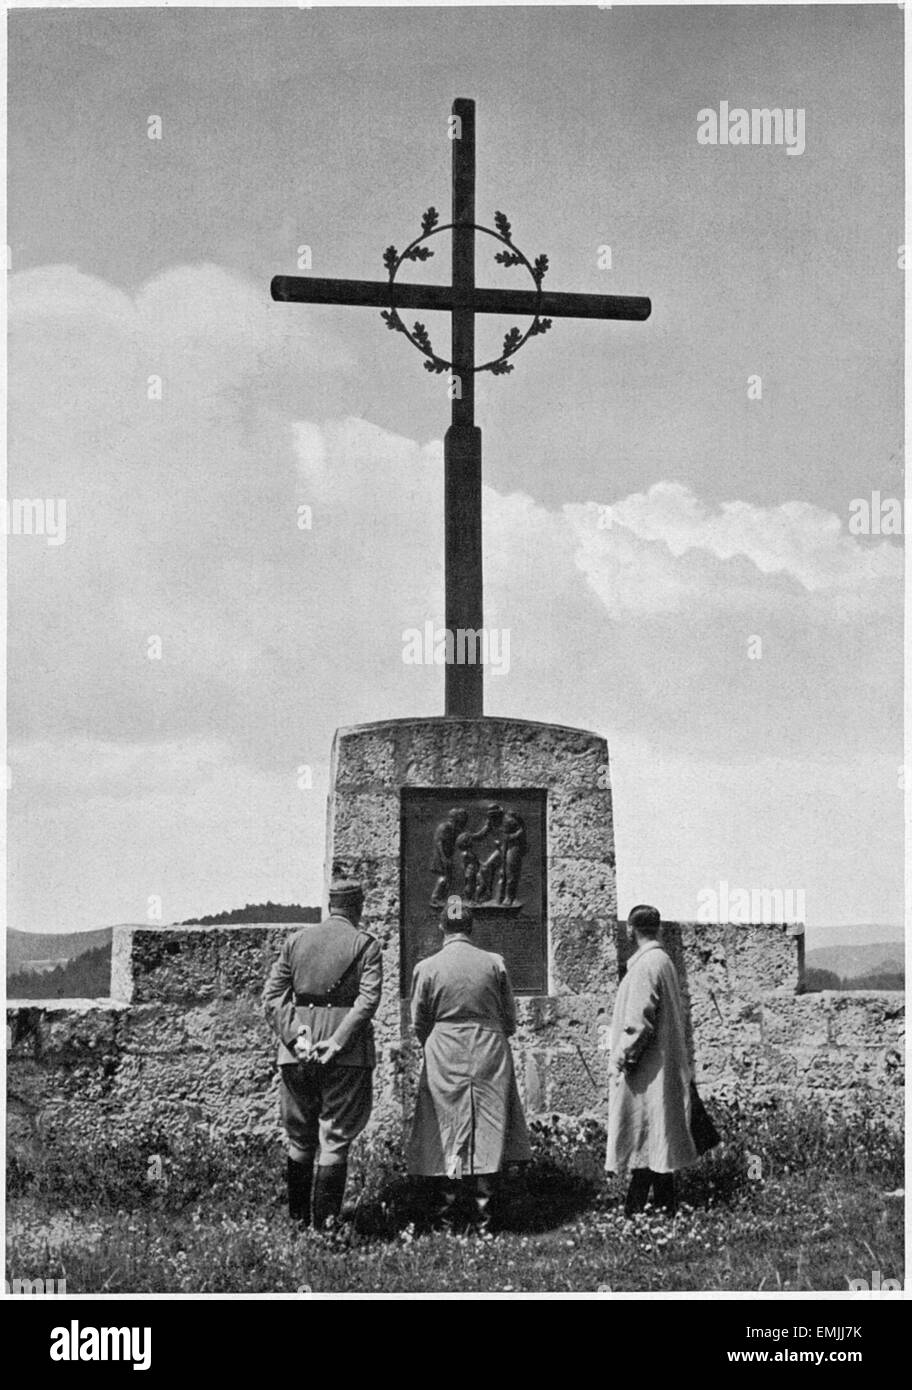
[262,879,382,1227]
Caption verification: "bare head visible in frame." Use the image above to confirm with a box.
[626,903,661,944]
[440,896,474,936]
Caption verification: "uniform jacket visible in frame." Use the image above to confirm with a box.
[407,933,531,1177]
[605,940,699,1176]
[262,914,382,1069]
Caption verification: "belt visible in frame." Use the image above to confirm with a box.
[295,993,349,1007]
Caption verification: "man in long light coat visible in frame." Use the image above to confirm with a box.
[606,904,698,1215]
[407,898,531,1228]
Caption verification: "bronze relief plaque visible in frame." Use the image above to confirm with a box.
[400,787,547,996]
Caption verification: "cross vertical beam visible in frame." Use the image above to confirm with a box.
[451,97,475,428]
[270,97,653,721]
[445,97,484,718]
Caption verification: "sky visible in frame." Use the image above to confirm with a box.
[5,4,905,936]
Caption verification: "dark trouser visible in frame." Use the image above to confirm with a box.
[279,1062,372,1166]
[280,1062,372,1226]
[625,1168,676,1217]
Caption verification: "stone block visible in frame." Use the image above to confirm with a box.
[328,856,398,897]
[8,1007,49,1059]
[498,723,606,789]
[690,995,761,1069]
[121,1004,188,1055]
[761,994,830,1049]
[334,727,397,788]
[551,918,617,996]
[122,999,270,1057]
[548,787,615,859]
[825,992,905,1048]
[431,720,506,784]
[513,992,611,1053]
[117,1048,275,1117]
[360,884,401,943]
[547,1047,611,1114]
[42,1007,122,1061]
[218,928,287,1000]
[330,793,399,858]
[131,929,220,1004]
[676,922,730,972]
[395,733,444,786]
[548,858,617,920]
[727,922,799,993]
[110,926,135,1002]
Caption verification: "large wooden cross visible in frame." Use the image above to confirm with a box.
[272,98,650,718]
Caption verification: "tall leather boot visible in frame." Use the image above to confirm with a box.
[287,1155,314,1224]
[312,1162,348,1228]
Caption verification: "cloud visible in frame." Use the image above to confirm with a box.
[567,483,902,618]
[7,262,358,750]
[6,262,903,930]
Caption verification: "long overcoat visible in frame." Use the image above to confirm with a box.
[407,934,531,1177]
[605,940,699,1176]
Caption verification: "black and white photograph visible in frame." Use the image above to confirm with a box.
[3,0,905,1314]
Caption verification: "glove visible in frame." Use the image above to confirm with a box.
[312,1039,341,1066]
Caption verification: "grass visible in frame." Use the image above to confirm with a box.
[6,1101,904,1293]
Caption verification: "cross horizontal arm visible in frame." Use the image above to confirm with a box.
[271,275,651,322]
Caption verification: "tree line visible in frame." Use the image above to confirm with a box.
[181,902,321,925]
[8,943,112,999]
[805,967,903,992]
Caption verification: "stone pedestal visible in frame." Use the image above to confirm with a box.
[325,716,618,1127]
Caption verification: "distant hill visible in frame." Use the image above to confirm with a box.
[7,926,114,976]
[8,942,112,1000]
[181,903,320,925]
[6,907,322,1000]
[805,924,903,951]
[806,941,904,992]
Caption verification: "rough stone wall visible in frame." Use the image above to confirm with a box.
[8,928,289,1157]
[7,924,903,1156]
[652,923,903,1128]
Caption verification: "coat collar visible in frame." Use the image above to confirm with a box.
[442,932,473,947]
[627,938,663,968]
[325,912,357,929]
